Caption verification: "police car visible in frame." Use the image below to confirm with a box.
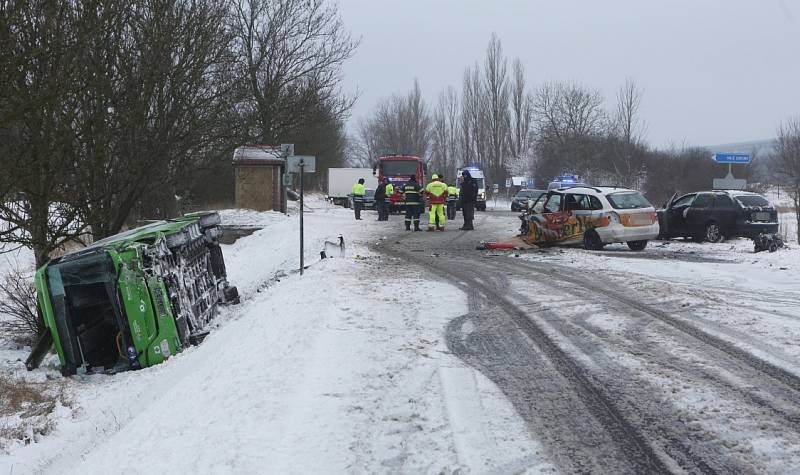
[547,175,587,190]
[520,185,660,250]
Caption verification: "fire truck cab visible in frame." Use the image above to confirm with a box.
[374,155,426,212]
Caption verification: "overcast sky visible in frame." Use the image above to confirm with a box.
[337,0,800,149]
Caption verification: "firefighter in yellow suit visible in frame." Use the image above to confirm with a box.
[425,174,449,231]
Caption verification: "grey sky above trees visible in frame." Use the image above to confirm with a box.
[338,0,800,148]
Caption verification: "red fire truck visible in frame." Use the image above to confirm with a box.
[373,155,427,212]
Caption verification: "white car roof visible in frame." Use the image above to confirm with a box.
[554,186,640,195]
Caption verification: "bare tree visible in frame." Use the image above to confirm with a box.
[429,86,462,177]
[611,78,647,185]
[508,59,532,157]
[482,34,511,187]
[0,0,89,266]
[401,80,431,159]
[774,118,800,243]
[230,0,358,144]
[71,0,237,238]
[356,80,431,163]
[532,81,606,177]
[0,268,40,344]
[345,134,373,168]
[507,59,534,178]
[460,65,486,168]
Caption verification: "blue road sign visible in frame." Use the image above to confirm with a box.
[713,152,751,164]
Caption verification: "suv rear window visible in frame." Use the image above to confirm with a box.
[606,191,652,210]
[734,195,770,207]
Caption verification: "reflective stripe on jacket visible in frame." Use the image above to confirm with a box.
[402,184,422,202]
[447,186,459,200]
[426,181,449,204]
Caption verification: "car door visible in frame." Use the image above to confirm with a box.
[536,193,566,243]
[563,193,594,242]
[684,193,715,236]
[712,193,737,236]
[667,193,696,236]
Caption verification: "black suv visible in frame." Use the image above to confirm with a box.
[511,189,546,212]
[657,190,778,242]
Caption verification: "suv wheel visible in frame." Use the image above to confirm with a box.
[704,222,722,243]
[583,229,604,250]
[627,240,648,251]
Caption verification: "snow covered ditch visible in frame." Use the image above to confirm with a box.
[1,199,552,474]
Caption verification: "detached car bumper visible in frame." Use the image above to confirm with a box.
[596,223,660,243]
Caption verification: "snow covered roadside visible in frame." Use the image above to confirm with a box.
[2,199,551,474]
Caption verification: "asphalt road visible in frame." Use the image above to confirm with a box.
[373,207,800,474]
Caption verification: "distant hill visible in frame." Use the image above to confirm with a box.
[704,139,777,158]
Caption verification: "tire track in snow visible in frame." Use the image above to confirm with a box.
[380,244,675,474]
[503,256,800,394]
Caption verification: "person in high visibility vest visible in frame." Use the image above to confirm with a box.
[446,182,459,220]
[425,174,448,231]
[352,178,365,220]
[402,176,422,231]
[385,182,394,215]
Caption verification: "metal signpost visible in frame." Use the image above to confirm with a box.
[287,155,316,275]
[712,152,750,190]
[280,144,295,216]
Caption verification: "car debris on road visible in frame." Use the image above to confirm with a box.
[753,232,784,253]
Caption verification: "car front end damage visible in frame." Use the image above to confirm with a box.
[521,209,659,247]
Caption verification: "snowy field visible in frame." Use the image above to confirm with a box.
[0,197,551,474]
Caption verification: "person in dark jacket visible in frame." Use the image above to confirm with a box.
[402,176,423,231]
[374,178,388,221]
[459,170,479,230]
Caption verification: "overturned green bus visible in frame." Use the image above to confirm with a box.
[29,212,239,376]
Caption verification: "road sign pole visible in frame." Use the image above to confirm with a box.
[300,162,304,276]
